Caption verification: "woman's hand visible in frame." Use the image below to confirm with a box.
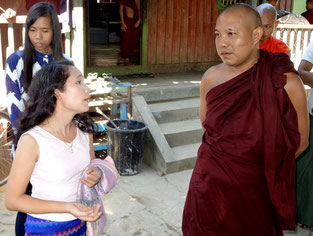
[81,167,102,188]
[67,202,102,222]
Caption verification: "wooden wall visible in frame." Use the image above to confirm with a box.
[278,0,294,12]
[146,0,220,65]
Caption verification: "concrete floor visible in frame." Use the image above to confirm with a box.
[0,164,192,236]
[1,163,312,236]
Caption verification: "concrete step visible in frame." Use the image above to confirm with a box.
[171,143,201,170]
[133,83,200,103]
[160,119,203,147]
[149,97,200,124]
[133,95,201,174]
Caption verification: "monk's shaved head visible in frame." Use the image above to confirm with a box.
[257,3,277,21]
[219,3,262,30]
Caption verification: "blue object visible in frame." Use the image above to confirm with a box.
[107,83,132,88]
[94,144,108,151]
[97,122,106,132]
[112,104,118,116]
[120,104,127,119]
[93,123,107,151]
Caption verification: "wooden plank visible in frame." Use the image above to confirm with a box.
[156,0,166,64]
[14,24,24,51]
[147,0,157,64]
[179,0,189,63]
[208,0,216,61]
[278,0,293,12]
[213,1,219,61]
[164,0,174,64]
[172,0,182,63]
[146,0,152,64]
[211,1,220,61]
[195,0,204,62]
[277,24,313,29]
[0,25,7,70]
[187,0,196,63]
[203,0,211,62]
[0,27,2,71]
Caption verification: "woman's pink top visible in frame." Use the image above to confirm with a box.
[19,125,90,221]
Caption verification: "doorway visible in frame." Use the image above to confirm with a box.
[87,0,141,67]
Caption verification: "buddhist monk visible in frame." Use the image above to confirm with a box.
[257,3,290,55]
[118,0,140,66]
[302,0,313,24]
[182,3,309,236]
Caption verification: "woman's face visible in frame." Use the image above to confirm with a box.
[57,66,91,114]
[28,16,53,54]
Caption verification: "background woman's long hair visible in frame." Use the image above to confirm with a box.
[14,59,96,148]
[23,2,64,93]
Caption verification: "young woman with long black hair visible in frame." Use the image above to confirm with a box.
[5,59,118,235]
[5,3,66,234]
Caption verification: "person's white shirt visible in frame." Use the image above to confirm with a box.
[301,42,313,115]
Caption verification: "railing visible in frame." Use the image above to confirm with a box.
[0,16,26,72]
[0,16,71,108]
[274,24,313,69]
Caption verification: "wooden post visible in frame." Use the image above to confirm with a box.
[71,0,85,75]
[65,32,71,57]
[6,23,14,58]
[0,27,7,108]
[0,27,3,71]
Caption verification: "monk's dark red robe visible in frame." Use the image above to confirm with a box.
[182,50,300,236]
[26,0,60,13]
[120,0,139,59]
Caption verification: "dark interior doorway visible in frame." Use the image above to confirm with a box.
[88,0,141,67]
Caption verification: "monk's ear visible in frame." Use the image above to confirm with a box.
[275,20,279,28]
[252,27,263,45]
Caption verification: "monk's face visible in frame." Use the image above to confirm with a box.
[215,11,261,67]
[306,1,313,11]
[260,12,276,43]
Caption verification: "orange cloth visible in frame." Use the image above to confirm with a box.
[259,36,290,55]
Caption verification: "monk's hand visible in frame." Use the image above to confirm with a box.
[67,202,102,222]
[135,19,141,28]
[81,167,102,188]
[121,22,127,31]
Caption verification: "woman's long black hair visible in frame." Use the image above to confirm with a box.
[14,59,96,148]
[23,2,64,93]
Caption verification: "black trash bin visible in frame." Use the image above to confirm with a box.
[105,119,148,175]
